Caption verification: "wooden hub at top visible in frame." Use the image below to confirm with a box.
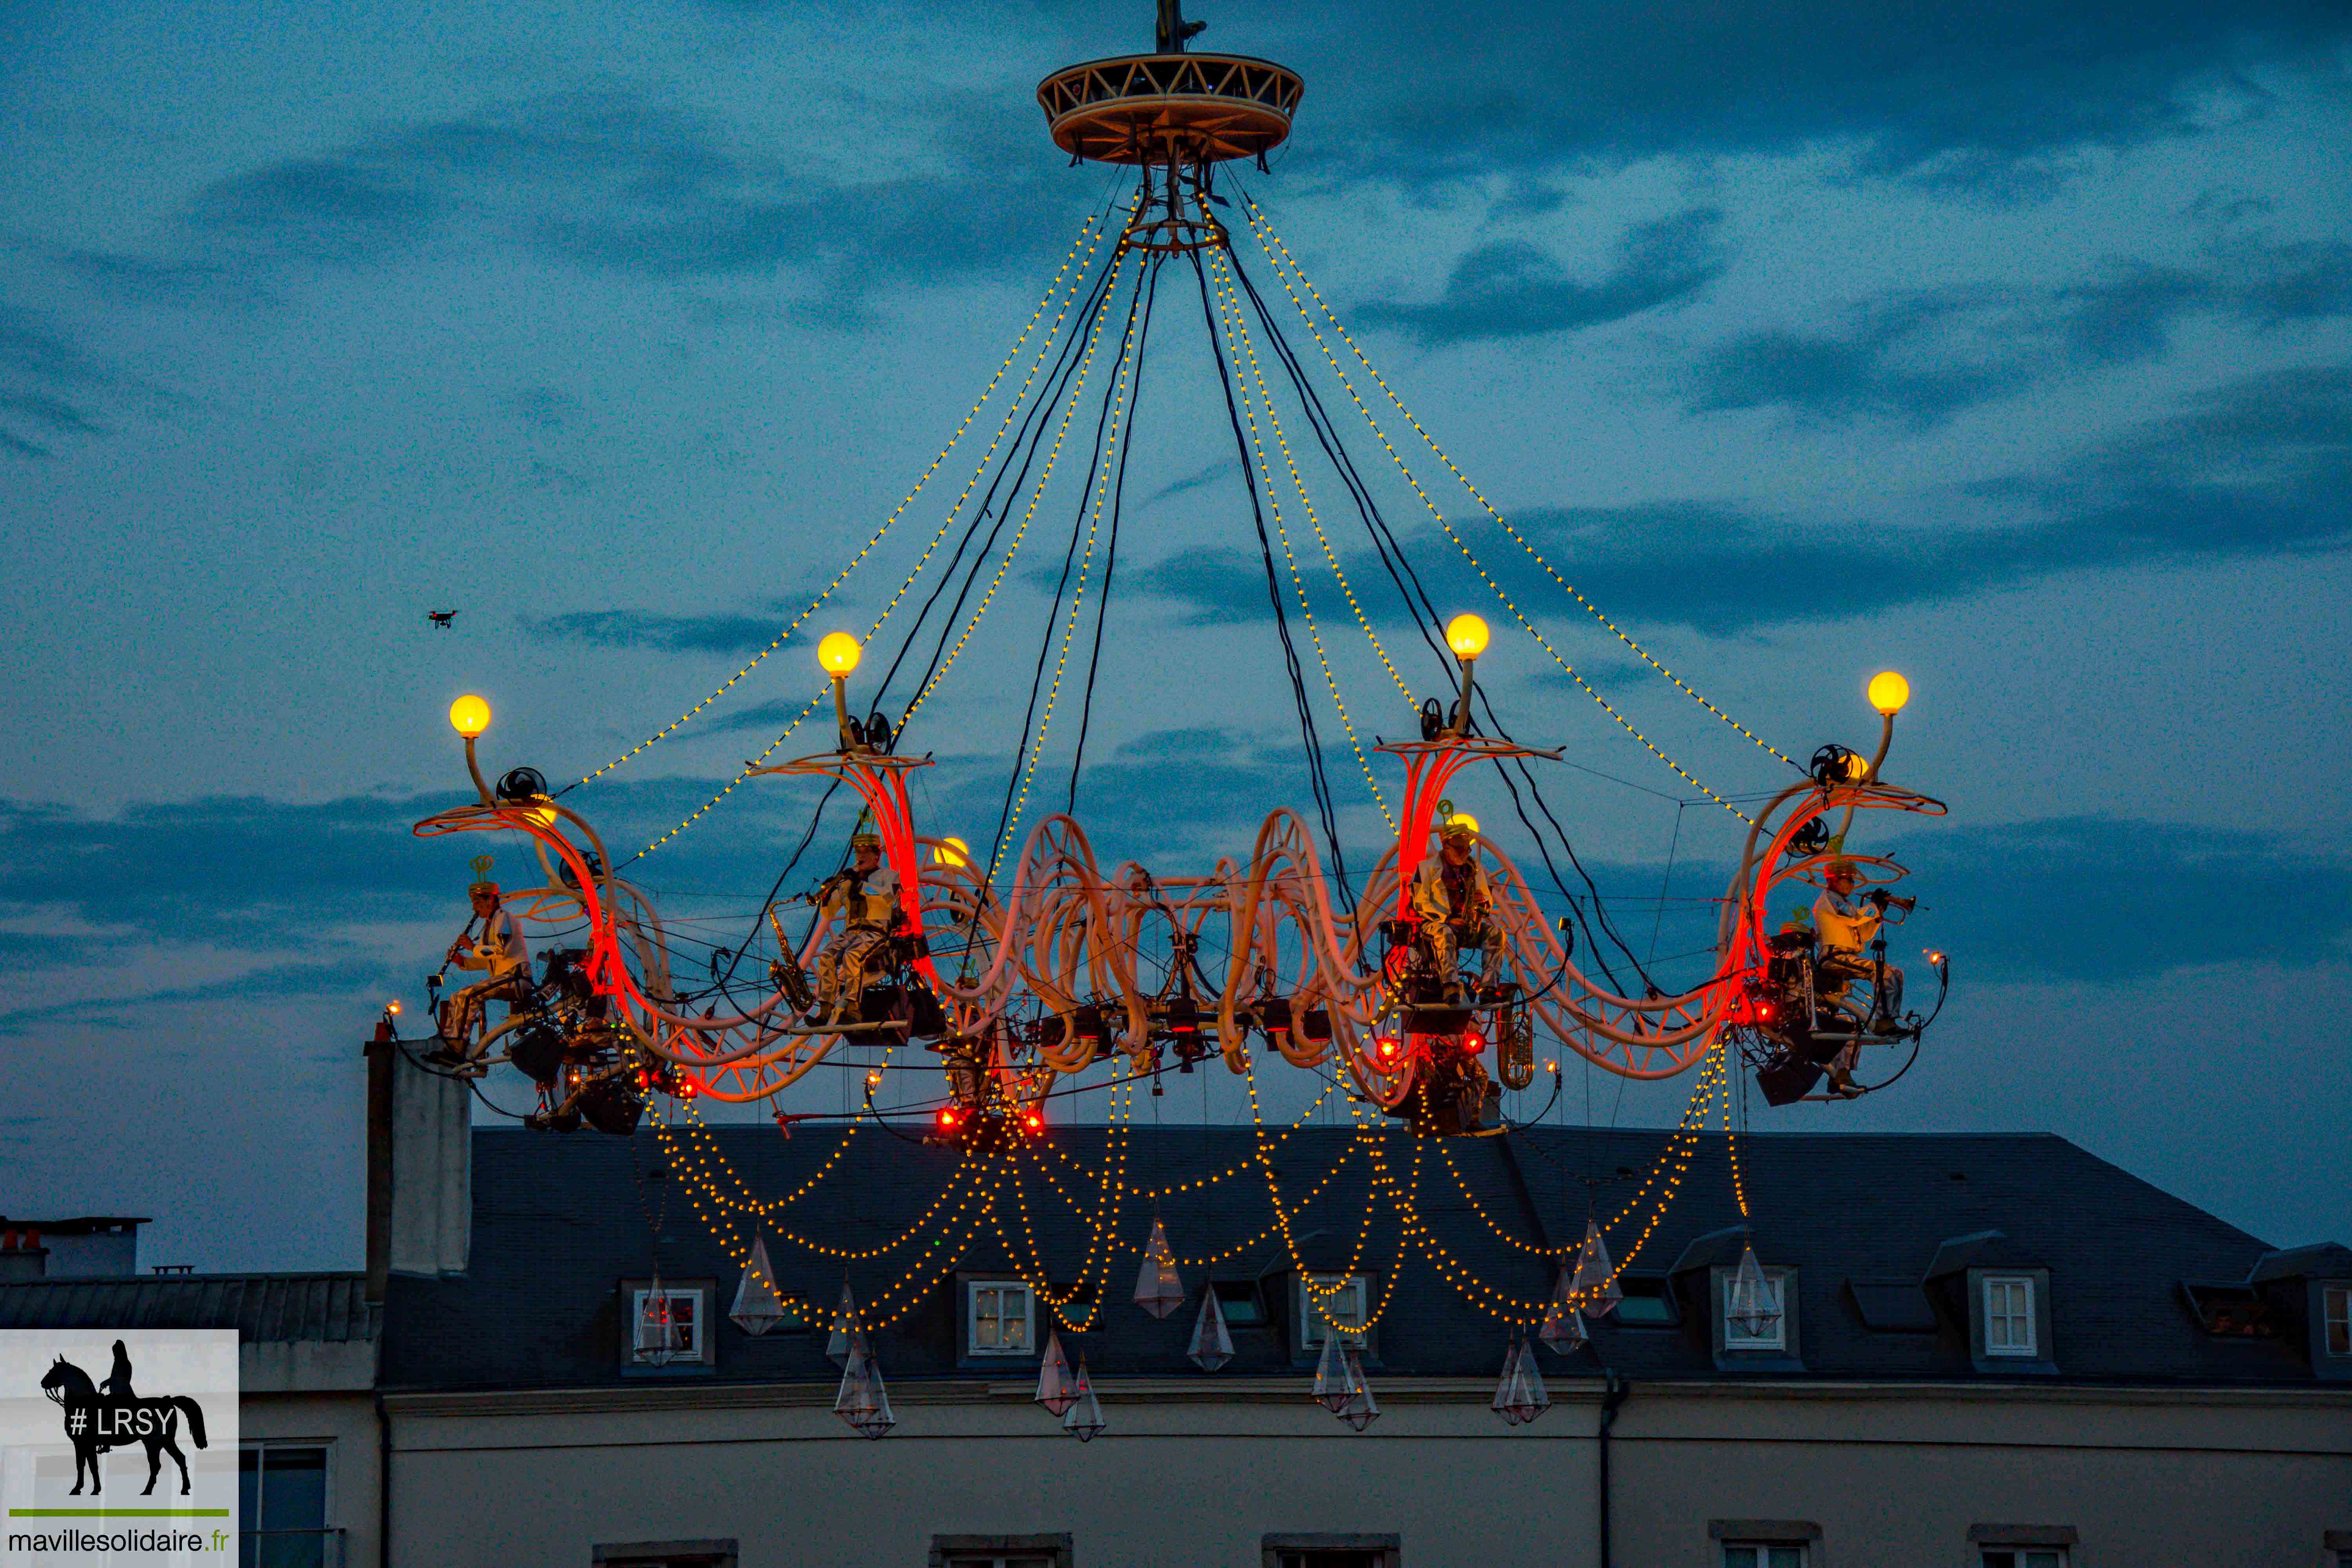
[1037,53,1304,166]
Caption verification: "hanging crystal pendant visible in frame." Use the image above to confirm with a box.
[831,1335,874,1427]
[1187,1285,1234,1371]
[1061,1360,1106,1442]
[1515,1335,1552,1424]
[1492,1337,1550,1426]
[1337,1348,1380,1432]
[1726,1243,1782,1340]
[634,1279,678,1368]
[1134,1216,1185,1319]
[853,1345,897,1440]
[1539,1267,1590,1354]
[1489,1339,1524,1426]
[825,1280,858,1367]
[1569,1218,1624,1318]
[1034,1328,1078,1416]
[1310,1332,1350,1413]
[728,1235,786,1336]
[831,1334,897,1439]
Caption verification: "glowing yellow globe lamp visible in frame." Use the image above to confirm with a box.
[1445,613,1490,660]
[818,633,863,675]
[1443,812,1480,837]
[932,836,971,868]
[819,632,864,750]
[448,694,492,738]
[1868,671,1910,715]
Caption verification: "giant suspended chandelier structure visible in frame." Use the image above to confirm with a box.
[385,0,1955,1432]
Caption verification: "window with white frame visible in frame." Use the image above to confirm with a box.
[967,1280,1036,1356]
[1296,1273,1370,1348]
[238,1445,330,1568]
[1722,1544,1805,1568]
[1721,1270,1787,1352]
[629,1286,706,1365]
[2323,1284,2350,1357]
[1982,1274,2037,1357]
[1978,1550,2066,1568]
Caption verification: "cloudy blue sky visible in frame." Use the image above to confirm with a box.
[4,0,2348,1271]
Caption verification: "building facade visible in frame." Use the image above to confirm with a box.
[370,1121,2352,1568]
[12,1037,2350,1567]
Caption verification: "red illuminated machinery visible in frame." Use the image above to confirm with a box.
[396,9,1951,1141]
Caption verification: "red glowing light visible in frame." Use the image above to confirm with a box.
[937,1107,961,1130]
[1023,1113,1042,1131]
[1464,1031,1485,1052]
[1376,1036,1400,1060]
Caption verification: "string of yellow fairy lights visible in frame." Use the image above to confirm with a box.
[619,214,1132,858]
[659,1049,1747,1337]
[1238,206,1762,822]
[1243,199,1800,784]
[576,211,1109,799]
[1209,247,1420,717]
[1205,247,1394,828]
[896,240,1141,733]
[992,248,1152,867]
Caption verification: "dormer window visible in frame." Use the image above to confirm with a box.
[1722,1270,1787,1352]
[967,1280,1036,1357]
[1982,1275,2038,1358]
[1296,1273,1371,1350]
[2325,1285,2350,1357]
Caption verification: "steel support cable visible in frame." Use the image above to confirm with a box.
[1068,258,1162,813]
[988,252,1151,879]
[898,240,1142,733]
[1207,247,1395,830]
[1241,198,1802,779]
[1187,247,1358,910]
[1237,205,1760,822]
[1219,244,1456,686]
[571,208,1112,794]
[1471,690,1662,994]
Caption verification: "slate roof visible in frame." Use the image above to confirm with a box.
[0,1272,379,1343]
[381,1125,2339,1392]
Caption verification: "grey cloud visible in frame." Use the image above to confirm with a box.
[1357,208,1726,344]
[1688,241,2352,426]
[171,89,1082,314]
[0,305,176,458]
[1512,364,2352,629]
[533,608,787,654]
[1089,365,2351,636]
[1123,547,1279,626]
[496,385,584,430]
[1890,816,2351,984]
[58,249,275,311]
[1292,0,2351,175]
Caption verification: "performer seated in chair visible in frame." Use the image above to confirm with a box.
[1812,859,1907,1094]
[811,826,902,1023]
[1410,815,1505,1004]
[438,864,532,1066]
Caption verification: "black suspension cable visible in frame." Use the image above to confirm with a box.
[1070,254,1163,813]
[987,251,1152,888]
[1192,239,1356,912]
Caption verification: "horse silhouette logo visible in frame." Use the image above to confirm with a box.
[37,1340,210,1495]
